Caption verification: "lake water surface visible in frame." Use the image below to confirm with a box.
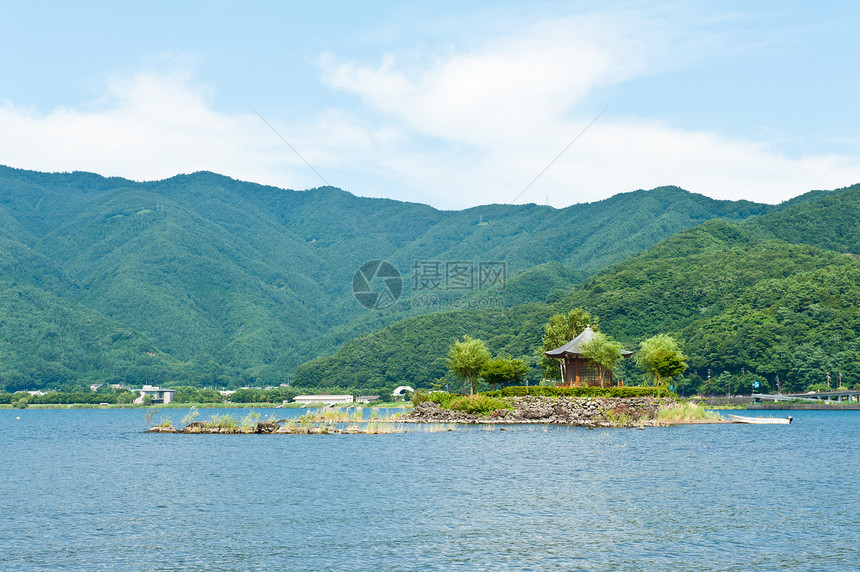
[1,408,857,571]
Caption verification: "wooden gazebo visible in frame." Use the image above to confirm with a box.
[544,326,633,387]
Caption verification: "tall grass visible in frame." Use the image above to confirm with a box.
[421,423,458,433]
[202,413,239,430]
[602,409,633,428]
[240,410,261,431]
[181,406,200,425]
[656,402,722,424]
[298,408,367,424]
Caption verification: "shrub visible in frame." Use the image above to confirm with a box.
[494,386,676,399]
[413,391,461,409]
[411,391,433,406]
[448,394,512,416]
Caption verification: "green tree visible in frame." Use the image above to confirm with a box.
[447,336,491,395]
[481,356,530,390]
[507,358,529,387]
[229,388,266,403]
[579,331,624,388]
[539,308,597,380]
[635,334,688,392]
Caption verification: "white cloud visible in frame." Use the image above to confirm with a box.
[314,114,860,209]
[320,13,660,146]
[315,10,860,207]
[522,119,860,205]
[0,68,325,191]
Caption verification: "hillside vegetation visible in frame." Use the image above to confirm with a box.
[0,165,785,390]
[297,184,860,394]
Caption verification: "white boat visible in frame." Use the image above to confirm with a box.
[728,414,792,425]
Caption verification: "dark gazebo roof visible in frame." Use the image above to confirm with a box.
[544,326,633,358]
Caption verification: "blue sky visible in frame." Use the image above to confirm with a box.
[1,1,858,208]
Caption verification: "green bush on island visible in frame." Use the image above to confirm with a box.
[412,391,512,416]
[412,391,459,409]
[485,386,677,399]
[413,386,674,412]
[449,394,513,416]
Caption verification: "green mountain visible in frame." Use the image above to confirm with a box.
[296,184,860,393]
[0,165,832,391]
[743,182,860,253]
[681,262,860,391]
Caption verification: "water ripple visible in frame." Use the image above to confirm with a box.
[0,409,858,570]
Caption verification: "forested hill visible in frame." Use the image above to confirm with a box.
[295,184,860,394]
[0,165,829,390]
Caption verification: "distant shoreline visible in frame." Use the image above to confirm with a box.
[6,401,858,412]
[0,402,408,410]
[748,403,860,411]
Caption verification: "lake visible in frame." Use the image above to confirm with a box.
[1,408,857,571]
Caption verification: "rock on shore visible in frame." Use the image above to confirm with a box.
[401,396,678,427]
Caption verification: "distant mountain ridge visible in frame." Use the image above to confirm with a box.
[0,164,837,390]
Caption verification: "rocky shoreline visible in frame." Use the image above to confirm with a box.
[402,396,692,427]
[145,419,402,434]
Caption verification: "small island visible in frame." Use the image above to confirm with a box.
[145,322,725,434]
[145,387,724,434]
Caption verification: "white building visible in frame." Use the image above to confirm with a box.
[293,394,354,406]
[135,385,176,405]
